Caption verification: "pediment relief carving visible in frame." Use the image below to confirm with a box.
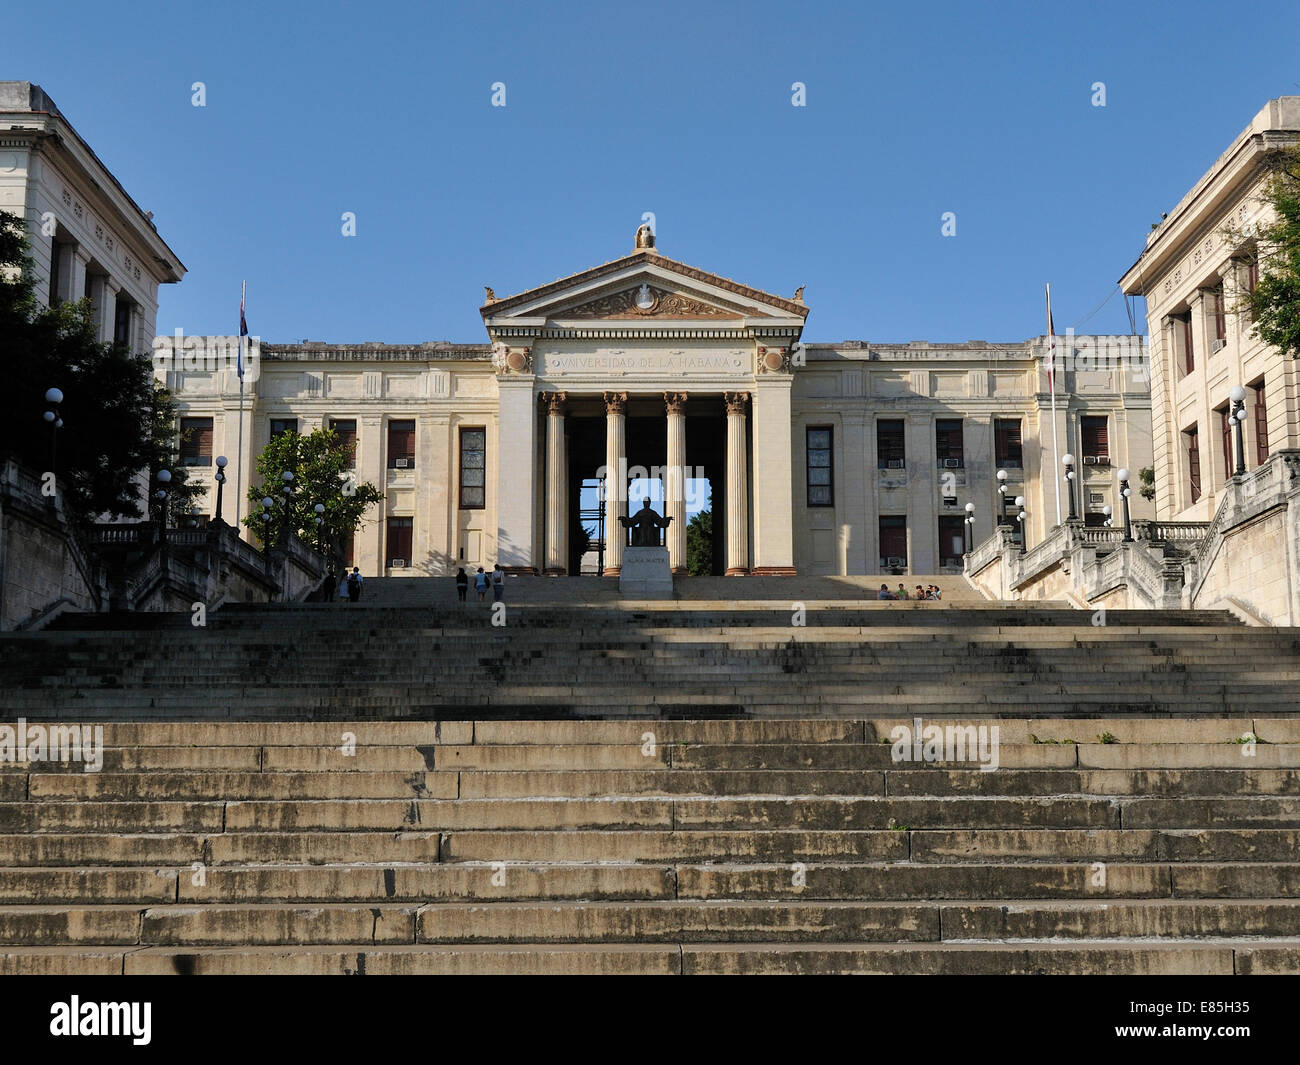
[560,283,756,320]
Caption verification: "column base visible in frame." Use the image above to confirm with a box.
[500,566,536,576]
[751,566,797,576]
[724,567,751,576]
[543,567,567,576]
[603,566,621,577]
[671,566,688,575]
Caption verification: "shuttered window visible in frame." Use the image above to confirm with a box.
[387,420,416,469]
[806,426,833,506]
[460,427,486,509]
[180,417,213,467]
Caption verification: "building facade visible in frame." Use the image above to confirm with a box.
[159,232,1152,578]
[0,82,184,348]
[1121,96,1300,522]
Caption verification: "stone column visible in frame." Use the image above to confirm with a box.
[751,372,796,575]
[603,391,628,575]
[725,391,750,575]
[495,371,538,573]
[664,391,688,573]
[543,391,567,575]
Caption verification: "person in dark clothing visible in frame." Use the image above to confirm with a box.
[346,567,363,602]
[455,567,468,602]
[322,567,337,602]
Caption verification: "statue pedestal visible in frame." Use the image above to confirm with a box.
[618,546,673,599]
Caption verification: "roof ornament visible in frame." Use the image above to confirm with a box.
[793,285,805,302]
[634,223,655,250]
[484,286,498,303]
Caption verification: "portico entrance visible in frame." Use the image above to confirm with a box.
[481,229,806,577]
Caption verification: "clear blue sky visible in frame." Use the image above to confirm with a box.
[10,0,1300,344]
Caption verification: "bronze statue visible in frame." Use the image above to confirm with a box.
[619,498,672,547]
[634,224,655,250]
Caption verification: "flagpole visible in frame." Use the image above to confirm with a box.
[235,280,244,530]
[1047,283,1062,527]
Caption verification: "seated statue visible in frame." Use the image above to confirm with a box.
[619,498,672,547]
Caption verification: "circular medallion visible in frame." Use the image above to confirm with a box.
[506,351,528,372]
[762,349,784,371]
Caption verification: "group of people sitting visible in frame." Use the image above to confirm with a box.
[877,583,942,601]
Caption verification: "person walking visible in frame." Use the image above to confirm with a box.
[455,567,468,603]
[491,564,505,604]
[346,566,363,603]
[322,567,337,603]
[474,567,488,602]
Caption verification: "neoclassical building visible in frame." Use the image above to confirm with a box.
[157,228,1153,578]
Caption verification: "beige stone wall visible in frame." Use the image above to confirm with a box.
[1191,508,1292,624]
[0,503,98,630]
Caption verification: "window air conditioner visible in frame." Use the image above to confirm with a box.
[395,458,409,468]
[887,459,905,469]
[1212,339,1227,353]
[1083,456,1097,465]
[390,559,406,568]
[943,458,962,468]
[887,556,906,567]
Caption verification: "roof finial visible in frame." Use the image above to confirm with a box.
[793,285,806,302]
[634,223,655,250]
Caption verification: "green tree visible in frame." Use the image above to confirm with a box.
[244,427,382,556]
[1138,466,1156,503]
[0,209,193,526]
[686,508,713,576]
[1239,147,1300,358]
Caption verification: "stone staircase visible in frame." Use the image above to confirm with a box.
[3,585,1296,717]
[2,717,1298,974]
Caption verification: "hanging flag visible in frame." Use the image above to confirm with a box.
[237,281,248,380]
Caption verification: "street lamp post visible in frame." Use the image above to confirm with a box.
[260,495,275,555]
[43,387,63,502]
[1062,453,1078,521]
[1015,495,1027,551]
[313,503,326,553]
[996,468,1008,523]
[155,469,172,544]
[1118,467,1134,543]
[963,501,975,556]
[1102,504,1113,528]
[280,471,295,548]
[1229,385,1247,477]
[213,456,228,524]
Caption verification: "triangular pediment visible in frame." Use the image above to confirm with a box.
[480,249,808,324]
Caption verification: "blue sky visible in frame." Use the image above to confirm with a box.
[10,0,1300,344]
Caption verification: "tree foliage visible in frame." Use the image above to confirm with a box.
[686,508,713,576]
[243,427,383,556]
[0,209,194,526]
[1243,147,1300,359]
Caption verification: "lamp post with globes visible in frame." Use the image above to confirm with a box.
[213,456,229,525]
[1229,385,1248,477]
[313,503,326,553]
[996,468,1008,523]
[963,502,975,556]
[1062,453,1078,521]
[43,387,64,499]
[260,495,275,556]
[1118,468,1134,543]
[1102,504,1113,528]
[1015,495,1027,551]
[279,471,295,549]
[155,469,172,545]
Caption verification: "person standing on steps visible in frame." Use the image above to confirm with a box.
[322,567,337,603]
[474,567,488,602]
[897,583,909,600]
[491,563,505,604]
[455,567,468,603]
[346,566,363,603]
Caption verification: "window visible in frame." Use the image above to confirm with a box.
[1081,416,1109,461]
[340,530,355,568]
[937,516,965,567]
[1185,425,1201,503]
[386,516,413,568]
[387,420,416,469]
[994,419,1022,468]
[806,426,833,506]
[270,418,298,440]
[1211,285,1227,345]
[1175,312,1194,375]
[113,294,133,346]
[1252,379,1269,466]
[878,516,907,569]
[1247,258,1259,295]
[48,240,64,305]
[459,427,486,509]
[1217,405,1233,482]
[179,417,213,467]
[330,418,357,468]
[876,420,905,469]
[935,419,964,468]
